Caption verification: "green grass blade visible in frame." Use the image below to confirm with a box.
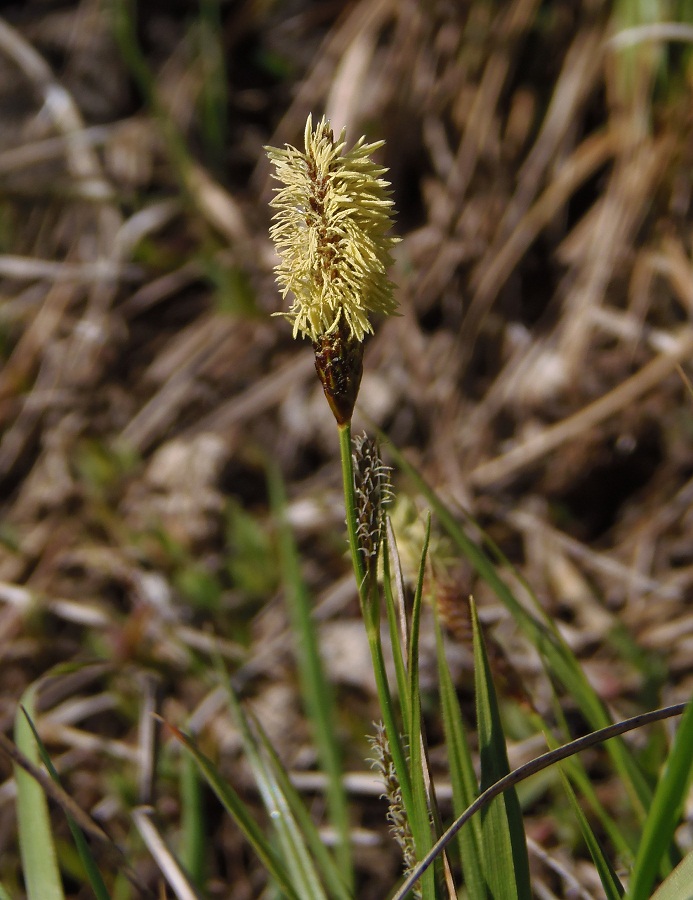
[267,460,354,888]
[434,613,486,899]
[628,698,693,900]
[387,442,653,820]
[472,598,530,899]
[221,679,329,900]
[170,724,302,900]
[112,0,197,194]
[393,704,685,900]
[405,515,436,898]
[21,708,110,900]
[14,685,65,900]
[651,848,693,900]
[383,520,413,737]
[557,766,624,899]
[247,715,352,900]
[407,513,430,717]
[0,884,12,900]
[179,753,206,889]
[364,590,416,836]
[197,0,228,169]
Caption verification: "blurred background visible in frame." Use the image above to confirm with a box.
[1,0,693,896]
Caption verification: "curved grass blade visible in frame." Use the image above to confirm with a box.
[540,704,636,861]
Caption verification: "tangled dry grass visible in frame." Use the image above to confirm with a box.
[1,0,693,896]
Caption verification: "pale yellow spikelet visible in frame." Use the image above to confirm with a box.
[368,722,422,898]
[266,114,399,342]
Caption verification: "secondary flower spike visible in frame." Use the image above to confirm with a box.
[266,114,399,344]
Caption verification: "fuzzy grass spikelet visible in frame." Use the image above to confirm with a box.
[352,433,393,571]
[266,114,399,342]
[368,722,422,899]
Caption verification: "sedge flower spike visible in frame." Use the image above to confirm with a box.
[266,114,399,344]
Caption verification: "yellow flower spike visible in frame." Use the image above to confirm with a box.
[266,114,399,345]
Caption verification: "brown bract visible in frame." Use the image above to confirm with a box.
[312,318,364,425]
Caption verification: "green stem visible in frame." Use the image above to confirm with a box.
[365,581,414,817]
[337,421,414,815]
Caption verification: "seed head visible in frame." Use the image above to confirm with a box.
[352,433,393,570]
[368,722,422,898]
[266,114,399,343]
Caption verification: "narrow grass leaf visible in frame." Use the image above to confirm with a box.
[651,848,693,900]
[435,614,486,899]
[383,520,412,735]
[221,678,329,900]
[365,588,417,844]
[407,513,430,720]
[21,709,110,900]
[472,598,530,900]
[112,0,197,194]
[169,724,301,900]
[249,713,353,900]
[179,753,206,889]
[557,766,624,899]
[14,685,65,900]
[405,515,436,898]
[267,460,353,888]
[628,697,693,900]
[409,547,458,898]
[379,521,438,895]
[197,0,228,168]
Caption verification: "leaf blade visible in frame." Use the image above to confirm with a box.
[435,611,486,899]
[557,765,624,900]
[472,598,530,900]
[14,686,65,900]
[629,698,693,900]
